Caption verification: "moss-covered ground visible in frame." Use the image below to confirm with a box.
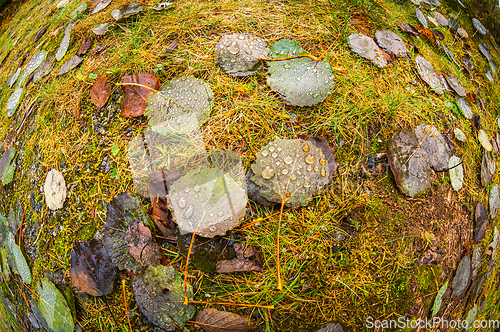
[0,0,499,331]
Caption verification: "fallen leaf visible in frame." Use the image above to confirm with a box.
[124,221,161,266]
[77,36,93,56]
[194,308,256,332]
[417,26,436,44]
[120,73,160,117]
[305,136,338,181]
[37,278,74,332]
[57,55,83,76]
[91,45,106,56]
[398,22,419,37]
[111,2,143,21]
[0,148,16,185]
[90,75,111,108]
[160,39,179,59]
[433,30,444,40]
[89,0,111,14]
[216,242,263,273]
[91,23,112,36]
[69,239,117,297]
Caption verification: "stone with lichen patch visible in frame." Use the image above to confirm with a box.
[44,169,66,210]
[215,33,269,77]
[250,139,330,208]
[167,168,247,238]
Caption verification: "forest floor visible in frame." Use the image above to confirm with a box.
[0,0,499,331]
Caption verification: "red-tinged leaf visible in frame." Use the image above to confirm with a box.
[380,48,393,63]
[77,36,93,56]
[90,75,111,108]
[120,73,160,117]
[398,22,419,37]
[417,26,436,45]
[194,308,256,332]
[433,30,444,40]
[70,239,117,297]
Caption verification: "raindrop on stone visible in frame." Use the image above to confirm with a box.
[194,185,200,192]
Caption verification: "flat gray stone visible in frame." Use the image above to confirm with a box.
[452,255,471,298]
[416,8,428,28]
[445,74,466,96]
[472,18,488,35]
[481,150,495,187]
[415,56,445,94]
[456,96,472,119]
[475,203,488,242]
[55,23,73,61]
[348,33,387,68]
[479,43,491,61]
[374,30,407,58]
[434,11,448,26]
[387,130,432,197]
[414,124,451,171]
[6,87,24,118]
[44,169,66,210]
[57,55,82,76]
[490,183,499,219]
[449,156,463,191]
[6,68,21,87]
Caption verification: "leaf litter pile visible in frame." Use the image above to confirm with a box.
[0,0,500,331]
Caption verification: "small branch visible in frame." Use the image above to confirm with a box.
[122,279,133,332]
[183,232,196,305]
[185,300,274,309]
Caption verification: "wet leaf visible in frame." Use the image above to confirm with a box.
[431,281,448,317]
[151,1,174,10]
[245,169,276,207]
[124,221,161,266]
[77,36,93,56]
[57,55,83,76]
[216,242,263,273]
[250,138,330,207]
[120,73,160,117]
[475,203,488,242]
[168,167,247,238]
[0,147,16,185]
[102,193,157,271]
[145,76,213,130]
[267,39,336,106]
[69,239,117,297]
[397,22,419,37]
[111,2,143,21]
[348,33,387,68]
[216,33,269,77]
[90,75,111,108]
[194,308,256,332]
[6,232,31,283]
[481,150,495,187]
[305,136,338,181]
[387,130,431,197]
[177,230,236,273]
[37,278,74,332]
[6,87,25,118]
[454,128,466,142]
[132,265,195,330]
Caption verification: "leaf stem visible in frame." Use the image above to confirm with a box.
[122,279,132,332]
[276,201,285,291]
[183,232,196,305]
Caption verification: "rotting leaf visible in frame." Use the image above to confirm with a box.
[417,26,436,44]
[216,33,269,77]
[124,221,161,267]
[132,265,195,330]
[0,147,16,186]
[216,242,263,273]
[91,23,112,36]
[120,73,160,117]
[267,39,335,106]
[151,1,174,10]
[90,75,111,109]
[77,36,93,56]
[194,308,256,332]
[69,239,117,297]
[37,278,74,332]
[102,192,155,271]
[177,230,236,273]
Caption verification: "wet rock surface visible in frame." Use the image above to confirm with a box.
[348,33,387,68]
[475,203,488,242]
[374,30,407,57]
[387,130,432,197]
[414,124,452,171]
[452,255,471,298]
[415,56,445,94]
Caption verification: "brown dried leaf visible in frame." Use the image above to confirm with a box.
[77,36,93,56]
[216,243,262,273]
[194,308,256,332]
[433,30,444,40]
[90,75,111,109]
[124,222,161,266]
[120,73,160,117]
[91,45,106,56]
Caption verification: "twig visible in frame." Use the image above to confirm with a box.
[122,279,132,332]
[184,300,274,309]
[183,232,196,305]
